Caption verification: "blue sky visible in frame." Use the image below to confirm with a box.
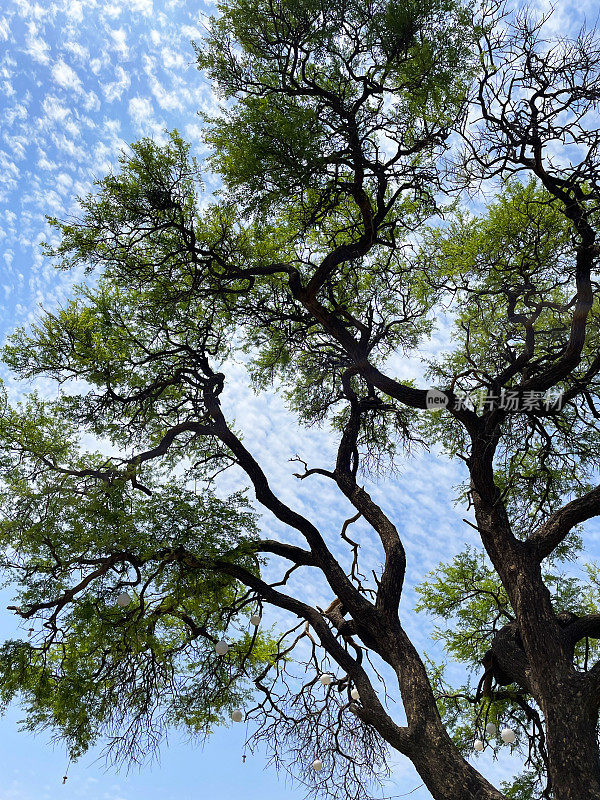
[1,0,600,798]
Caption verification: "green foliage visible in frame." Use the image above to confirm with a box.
[419,179,600,528]
[197,0,478,219]
[416,548,513,664]
[500,771,544,800]
[44,131,199,277]
[423,179,577,390]
[0,382,276,762]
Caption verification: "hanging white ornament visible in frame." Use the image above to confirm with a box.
[116,592,131,608]
[473,739,484,752]
[350,688,360,701]
[249,614,261,626]
[312,759,323,772]
[485,722,497,736]
[215,640,229,655]
[500,727,516,744]
[319,673,332,686]
[232,710,243,723]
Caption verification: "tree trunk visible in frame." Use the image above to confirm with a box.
[383,625,508,800]
[543,689,600,800]
[408,729,507,800]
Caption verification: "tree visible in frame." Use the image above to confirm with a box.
[1,1,600,799]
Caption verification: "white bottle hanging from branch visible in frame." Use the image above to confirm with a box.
[350,687,360,701]
[116,592,131,608]
[501,727,516,744]
[485,722,497,736]
[232,709,243,723]
[312,759,323,772]
[215,640,229,656]
[473,739,484,752]
[319,673,332,686]
[249,614,261,626]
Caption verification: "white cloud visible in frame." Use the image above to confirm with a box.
[126,0,153,13]
[0,149,19,200]
[50,131,85,160]
[0,150,20,179]
[25,23,50,64]
[0,17,10,41]
[63,118,81,139]
[141,53,156,76]
[149,29,161,46]
[4,135,28,161]
[181,24,203,40]
[184,121,208,153]
[141,54,187,111]
[36,188,64,213]
[161,47,186,70]
[51,59,83,93]
[4,103,28,126]
[103,117,121,136]
[14,0,47,20]
[91,54,111,75]
[102,65,131,103]
[55,172,73,193]
[102,2,122,18]
[65,0,84,23]
[0,79,16,99]
[36,153,56,171]
[82,90,100,112]
[63,40,89,62]
[149,75,183,111]
[128,95,154,127]
[41,95,70,124]
[109,27,129,60]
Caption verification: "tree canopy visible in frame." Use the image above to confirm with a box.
[2,1,600,799]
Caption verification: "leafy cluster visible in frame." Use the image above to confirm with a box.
[0,390,276,761]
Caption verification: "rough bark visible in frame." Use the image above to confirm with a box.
[542,686,600,800]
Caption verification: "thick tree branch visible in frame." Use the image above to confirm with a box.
[528,484,600,561]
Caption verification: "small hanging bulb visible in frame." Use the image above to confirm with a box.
[62,776,68,784]
[116,592,131,608]
[319,673,332,686]
[485,722,497,736]
[215,640,229,655]
[350,688,360,701]
[28,627,34,637]
[312,759,323,772]
[249,614,261,626]
[473,739,484,752]
[242,754,247,763]
[501,727,516,744]
[232,709,243,723]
